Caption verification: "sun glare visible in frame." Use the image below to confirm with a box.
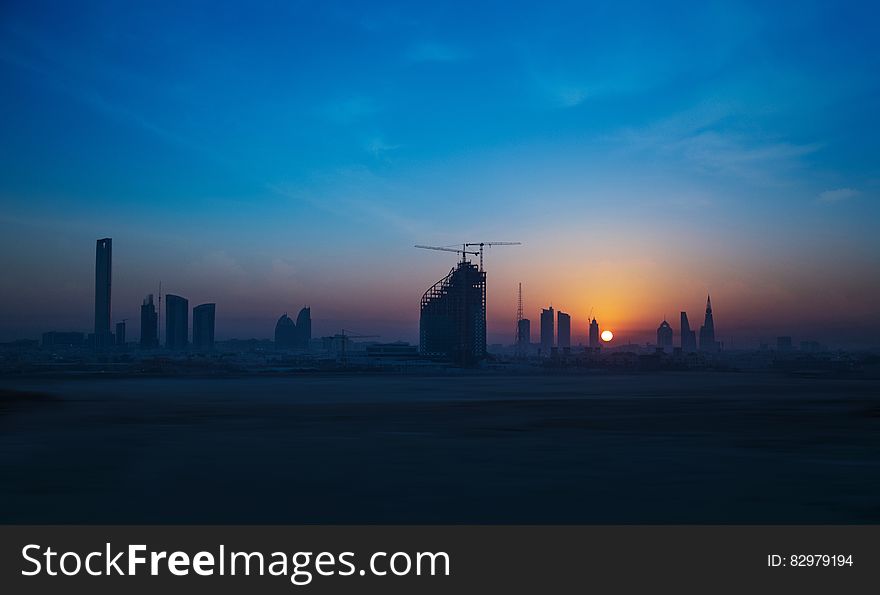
[601,330,613,342]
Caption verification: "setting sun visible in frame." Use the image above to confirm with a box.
[601,330,613,342]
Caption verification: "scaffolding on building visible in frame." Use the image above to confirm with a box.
[419,260,487,365]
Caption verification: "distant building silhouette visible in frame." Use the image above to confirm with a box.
[777,336,793,351]
[366,342,419,358]
[680,311,696,352]
[295,307,312,348]
[275,314,297,348]
[517,318,531,349]
[557,311,571,350]
[698,295,719,352]
[192,303,216,350]
[42,331,85,348]
[140,294,159,348]
[115,321,126,347]
[165,294,189,350]
[420,261,486,364]
[657,319,673,349]
[589,317,599,349]
[540,307,554,354]
[275,307,311,350]
[94,238,112,349]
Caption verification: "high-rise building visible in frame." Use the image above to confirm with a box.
[275,307,312,350]
[517,318,531,349]
[540,307,554,354]
[140,294,159,348]
[295,307,311,349]
[698,295,718,352]
[275,314,297,349]
[420,260,486,364]
[777,336,793,351]
[275,312,296,349]
[165,294,189,350]
[657,319,673,349]
[680,311,697,352]
[557,311,571,349]
[94,238,112,349]
[589,317,600,349]
[590,318,600,349]
[192,303,216,350]
[115,321,126,347]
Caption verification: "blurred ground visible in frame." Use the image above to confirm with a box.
[1,372,878,523]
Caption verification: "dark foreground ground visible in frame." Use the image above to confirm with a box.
[1,372,878,523]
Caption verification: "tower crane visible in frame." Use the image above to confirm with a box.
[415,242,521,270]
[414,245,480,262]
[463,242,522,271]
[333,329,379,365]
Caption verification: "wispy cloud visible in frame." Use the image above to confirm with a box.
[607,102,823,184]
[318,95,379,124]
[551,84,590,108]
[535,74,668,109]
[0,25,226,165]
[818,188,860,203]
[406,42,467,63]
[268,166,429,237]
[365,137,401,159]
[670,132,822,173]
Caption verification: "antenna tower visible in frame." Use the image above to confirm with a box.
[515,282,524,355]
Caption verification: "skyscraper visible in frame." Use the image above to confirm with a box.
[698,295,718,352]
[557,311,571,350]
[140,294,159,348]
[680,311,697,352]
[115,321,126,347]
[165,294,189,350]
[192,303,216,350]
[657,319,673,349]
[275,314,297,349]
[420,261,486,364]
[94,238,112,349]
[589,317,600,349]
[295,306,312,349]
[540,307,554,354]
[517,318,531,350]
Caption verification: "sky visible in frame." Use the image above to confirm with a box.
[1,0,878,347]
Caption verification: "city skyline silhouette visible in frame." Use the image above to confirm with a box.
[1,234,873,353]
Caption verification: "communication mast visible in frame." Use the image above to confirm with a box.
[515,282,524,354]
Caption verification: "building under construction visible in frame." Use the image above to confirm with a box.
[419,259,487,364]
[416,242,519,365]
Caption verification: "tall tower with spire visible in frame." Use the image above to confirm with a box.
[515,283,530,356]
[94,238,112,350]
[589,316,600,349]
[698,294,717,352]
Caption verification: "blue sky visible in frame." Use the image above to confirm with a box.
[1,0,878,346]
